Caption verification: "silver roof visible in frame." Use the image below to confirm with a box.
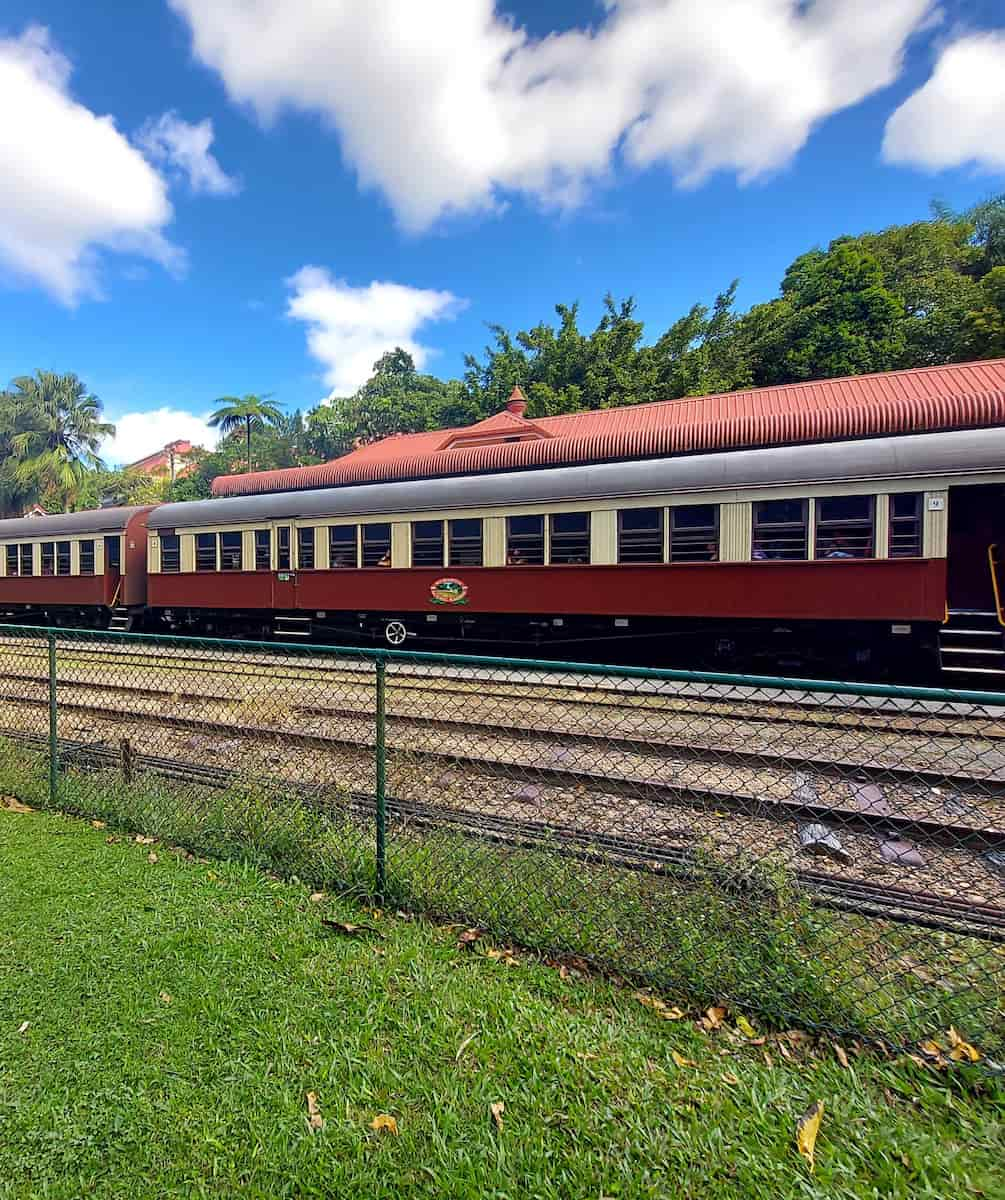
[0,505,149,540]
[147,424,1005,531]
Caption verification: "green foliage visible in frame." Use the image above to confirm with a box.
[208,392,284,473]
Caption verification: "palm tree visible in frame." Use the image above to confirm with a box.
[208,393,283,472]
[3,371,114,512]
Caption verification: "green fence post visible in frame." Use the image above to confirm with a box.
[47,630,58,806]
[375,653,387,900]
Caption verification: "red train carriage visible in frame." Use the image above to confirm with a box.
[0,506,154,630]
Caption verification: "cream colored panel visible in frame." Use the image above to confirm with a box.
[591,509,616,565]
[148,537,161,575]
[31,543,39,575]
[0,546,5,578]
[924,490,949,558]
[807,498,817,560]
[181,533,195,573]
[874,495,890,559]
[94,538,104,575]
[484,516,505,567]
[719,502,751,562]
[316,526,330,570]
[70,540,80,577]
[241,530,255,572]
[391,522,411,568]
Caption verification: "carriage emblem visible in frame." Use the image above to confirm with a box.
[430,577,469,605]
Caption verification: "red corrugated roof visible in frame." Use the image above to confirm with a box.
[212,358,1005,497]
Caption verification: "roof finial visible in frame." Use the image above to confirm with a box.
[506,385,528,418]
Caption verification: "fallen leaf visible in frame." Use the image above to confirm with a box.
[834,1045,850,1070]
[947,1028,980,1063]
[455,1031,479,1061]
[1,796,34,814]
[147,852,159,865]
[105,836,120,845]
[159,991,172,1005]
[705,1005,727,1029]
[659,1006,686,1021]
[370,1114,398,1135]
[306,1091,324,1132]
[135,835,155,845]
[490,1101,505,1131]
[722,1072,740,1085]
[17,1021,29,1035]
[309,892,326,904]
[796,1100,824,1172]
[321,919,383,938]
[90,819,106,829]
[736,1015,757,1039]
[671,1050,696,1068]
[457,928,482,948]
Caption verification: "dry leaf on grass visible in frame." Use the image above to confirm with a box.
[134,835,155,845]
[1,796,34,814]
[703,1005,727,1030]
[671,1050,696,1068]
[457,928,482,948]
[17,1021,29,1034]
[90,819,106,829]
[947,1027,981,1063]
[370,1114,398,1135]
[147,852,159,865]
[306,1091,324,1132]
[722,1072,740,1085]
[105,836,120,845]
[455,1031,479,1061]
[159,992,172,1005]
[735,1015,757,1039]
[309,892,326,904]
[485,948,519,966]
[796,1100,824,1172]
[320,919,383,938]
[635,993,685,1020]
[490,1101,505,1131]
[834,1044,851,1069]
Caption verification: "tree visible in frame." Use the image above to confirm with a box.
[208,393,283,472]
[0,371,114,514]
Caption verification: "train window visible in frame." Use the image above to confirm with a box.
[363,523,392,567]
[549,512,591,564]
[5,545,17,576]
[448,518,483,566]
[254,530,271,571]
[297,527,316,570]
[815,495,874,559]
[105,536,121,572]
[889,493,923,558]
[79,540,95,576]
[277,526,291,571]
[412,520,444,567]
[196,533,217,571]
[159,535,180,573]
[670,505,719,563]
[56,541,71,576]
[19,544,34,576]
[40,542,55,576]
[220,532,243,571]
[753,499,807,560]
[507,515,544,565]
[618,508,664,564]
[329,525,359,568]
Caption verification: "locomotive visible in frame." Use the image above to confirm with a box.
[2,358,1005,685]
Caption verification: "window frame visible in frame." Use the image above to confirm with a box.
[6,544,19,576]
[254,530,272,571]
[297,527,316,571]
[276,526,291,571]
[752,499,809,561]
[448,518,483,567]
[362,523,392,568]
[618,507,664,564]
[79,539,95,576]
[219,531,243,572]
[159,534,181,574]
[412,519,445,568]
[814,494,875,560]
[669,504,720,563]
[195,532,218,572]
[56,541,71,576]
[506,514,545,565]
[19,544,34,576]
[40,542,55,577]
[329,524,359,569]
[548,511,591,565]
[888,492,923,559]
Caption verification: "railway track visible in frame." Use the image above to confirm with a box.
[3,688,1003,851]
[4,725,1003,943]
[2,638,1003,739]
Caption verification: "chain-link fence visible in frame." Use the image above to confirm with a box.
[1,623,1002,1069]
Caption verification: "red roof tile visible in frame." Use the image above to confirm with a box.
[212,358,1005,497]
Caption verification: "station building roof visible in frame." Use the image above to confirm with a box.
[211,357,1005,498]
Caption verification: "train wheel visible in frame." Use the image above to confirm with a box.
[384,620,408,646]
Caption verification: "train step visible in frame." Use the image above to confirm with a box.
[274,615,312,639]
[938,610,1004,677]
[107,606,133,633]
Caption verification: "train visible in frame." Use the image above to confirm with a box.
[1,360,1005,685]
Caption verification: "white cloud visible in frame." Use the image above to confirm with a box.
[883,32,1005,174]
[138,111,240,195]
[0,25,180,303]
[169,0,933,229]
[103,408,217,467]
[286,266,463,395]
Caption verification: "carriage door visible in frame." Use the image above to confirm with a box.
[104,534,122,607]
[947,484,1005,611]
[272,524,297,609]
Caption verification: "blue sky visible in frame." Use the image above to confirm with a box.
[1,0,1003,465]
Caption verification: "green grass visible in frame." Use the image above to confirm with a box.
[1,807,1003,1200]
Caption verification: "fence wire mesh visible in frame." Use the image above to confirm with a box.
[1,624,1002,1071]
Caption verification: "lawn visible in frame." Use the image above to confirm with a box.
[0,807,1002,1200]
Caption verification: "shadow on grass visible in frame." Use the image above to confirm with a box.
[1,737,1000,1059]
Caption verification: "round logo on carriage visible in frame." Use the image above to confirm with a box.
[430,577,469,606]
